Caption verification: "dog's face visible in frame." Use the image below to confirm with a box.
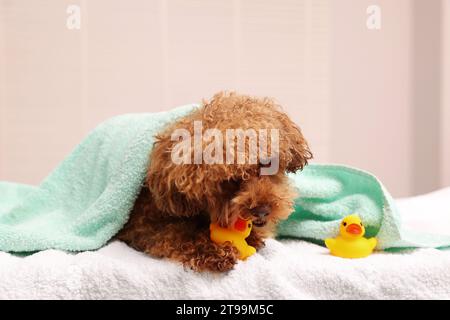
[217,174,299,237]
[147,92,312,237]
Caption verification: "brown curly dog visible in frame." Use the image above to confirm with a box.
[117,92,312,272]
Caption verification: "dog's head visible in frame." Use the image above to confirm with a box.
[147,92,312,237]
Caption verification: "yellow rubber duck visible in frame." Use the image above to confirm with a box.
[210,218,256,260]
[325,214,377,259]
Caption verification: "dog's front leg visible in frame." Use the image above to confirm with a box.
[246,228,266,250]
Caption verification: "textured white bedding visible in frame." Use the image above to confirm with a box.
[1,188,449,300]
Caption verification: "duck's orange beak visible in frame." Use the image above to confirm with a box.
[234,218,247,231]
[346,223,362,235]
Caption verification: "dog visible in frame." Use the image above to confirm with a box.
[117,92,312,272]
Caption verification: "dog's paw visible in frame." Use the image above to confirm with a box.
[246,232,265,250]
[184,242,239,273]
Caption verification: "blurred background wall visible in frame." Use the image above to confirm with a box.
[331,0,413,197]
[0,0,448,197]
[443,0,450,188]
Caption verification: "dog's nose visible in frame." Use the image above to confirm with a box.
[250,205,271,217]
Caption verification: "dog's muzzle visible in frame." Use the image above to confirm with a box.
[250,205,270,227]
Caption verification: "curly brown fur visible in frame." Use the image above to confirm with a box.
[118,92,312,272]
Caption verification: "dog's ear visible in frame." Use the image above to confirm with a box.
[278,113,313,173]
[147,133,206,216]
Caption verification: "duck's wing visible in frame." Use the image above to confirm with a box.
[369,237,377,250]
[325,238,336,250]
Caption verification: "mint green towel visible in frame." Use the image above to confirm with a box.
[1,105,449,252]
[277,165,450,249]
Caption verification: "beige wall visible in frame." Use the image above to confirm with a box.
[443,0,450,187]
[411,0,442,195]
[0,2,5,181]
[330,0,413,196]
[1,0,85,184]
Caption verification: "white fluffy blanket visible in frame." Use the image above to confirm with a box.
[1,188,450,300]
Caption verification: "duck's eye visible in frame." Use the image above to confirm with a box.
[360,223,363,226]
[343,222,347,227]
[248,223,252,228]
